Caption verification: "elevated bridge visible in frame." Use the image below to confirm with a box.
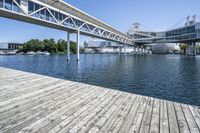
[132,23,200,44]
[128,18,200,55]
[0,0,132,60]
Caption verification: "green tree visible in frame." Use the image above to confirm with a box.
[70,41,77,53]
[17,38,81,54]
[196,45,200,53]
[179,44,188,55]
[43,39,57,53]
[57,39,67,53]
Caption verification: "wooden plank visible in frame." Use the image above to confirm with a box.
[48,89,114,133]
[129,97,149,132]
[0,82,79,125]
[86,93,126,133]
[0,67,199,133]
[98,93,131,133]
[50,89,113,133]
[174,102,190,133]
[80,92,123,133]
[107,94,137,133]
[0,84,95,132]
[139,98,154,133]
[0,80,67,111]
[189,106,200,130]
[160,100,170,133]
[118,96,142,132]
[149,98,160,133]
[26,87,102,133]
[0,80,67,108]
[3,86,98,133]
[182,104,200,133]
[167,101,180,133]
[0,77,61,100]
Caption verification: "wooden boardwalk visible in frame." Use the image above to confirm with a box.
[0,67,200,133]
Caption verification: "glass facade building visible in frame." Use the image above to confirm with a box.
[196,23,200,38]
[165,25,197,41]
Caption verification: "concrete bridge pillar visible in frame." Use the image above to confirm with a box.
[138,48,141,54]
[119,45,121,55]
[142,48,144,54]
[67,32,70,60]
[136,47,138,54]
[124,44,127,55]
[187,42,196,56]
[76,30,80,61]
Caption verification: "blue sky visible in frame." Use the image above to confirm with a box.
[0,0,199,44]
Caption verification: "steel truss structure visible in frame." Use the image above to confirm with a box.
[0,0,132,44]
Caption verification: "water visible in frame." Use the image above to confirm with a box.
[0,54,200,106]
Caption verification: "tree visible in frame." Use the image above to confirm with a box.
[70,41,77,53]
[196,45,200,53]
[57,39,67,53]
[43,38,57,53]
[179,44,188,55]
[17,39,79,54]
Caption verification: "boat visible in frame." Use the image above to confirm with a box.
[44,51,50,55]
[26,51,36,55]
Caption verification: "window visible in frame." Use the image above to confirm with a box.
[40,9,46,20]
[46,10,50,21]
[54,11,59,20]
[13,0,20,12]
[28,1,34,14]
[5,0,12,10]
[0,0,3,8]
[58,13,63,22]
[34,3,40,17]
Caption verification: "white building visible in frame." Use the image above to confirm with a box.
[0,42,22,55]
[151,43,180,54]
[84,41,149,54]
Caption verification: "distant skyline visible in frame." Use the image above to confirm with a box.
[0,0,199,44]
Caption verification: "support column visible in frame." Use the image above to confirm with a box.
[133,47,135,54]
[67,32,70,60]
[187,42,196,56]
[193,42,197,55]
[139,48,141,54]
[135,47,138,54]
[124,44,127,55]
[76,30,80,61]
[119,44,121,55]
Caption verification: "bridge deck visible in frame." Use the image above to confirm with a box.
[0,67,200,133]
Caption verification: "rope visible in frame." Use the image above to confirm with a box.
[166,17,187,31]
[139,24,155,32]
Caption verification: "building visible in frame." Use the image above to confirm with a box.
[84,41,126,54]
[83,40,150,54]
[151,43,180,54]
[0,42,23,55]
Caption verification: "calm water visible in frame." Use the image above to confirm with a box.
[0,54,200,106]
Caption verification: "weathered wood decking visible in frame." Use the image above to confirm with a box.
[0,67,200,133]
